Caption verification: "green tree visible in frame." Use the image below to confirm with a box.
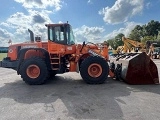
[106,39,115,49]
[145,20,160,37]
[106,33,124,50]
[107,20,160,50]
[115,33,124,48]
[129,25,143,42]
[141,36,155,44]
[129,20,160,41]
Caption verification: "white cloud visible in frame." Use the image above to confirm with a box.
[74,23,140,43]
[7,12,31,29]
[99,0,144,24]
[0,22,12,28]
[104,22,142,39]
[88,0,93,4]
[58,21,63,24]
[0,28,13,46]
[0,9,53,44]
[0,28,13,38]
[146,2,151,9]
[74,25,105,43]
[14,0,62,10]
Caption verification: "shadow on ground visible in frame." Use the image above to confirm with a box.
[0,72,160,120]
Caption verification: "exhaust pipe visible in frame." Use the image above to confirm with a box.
[28,29,34,42]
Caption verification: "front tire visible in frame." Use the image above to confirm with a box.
[80,56,109,84]
[20,57,48,85]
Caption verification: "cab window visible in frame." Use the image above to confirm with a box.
[55,27,64,42]
[48,26,66,44]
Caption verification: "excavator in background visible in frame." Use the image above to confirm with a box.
[0,22,159,85]
[122,37,145,52]
[115,37,160,59]
[146,40,160,59]
[116,37,145,53]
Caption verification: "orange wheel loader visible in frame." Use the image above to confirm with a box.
[0,23,159,85]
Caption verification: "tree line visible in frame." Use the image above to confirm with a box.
[106,20,160,50]
[0,47,8,53]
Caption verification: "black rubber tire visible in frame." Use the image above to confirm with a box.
[20,57,48,85]
[80,56,109,84]
[115,64,122,81]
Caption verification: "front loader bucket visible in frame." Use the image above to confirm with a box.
[110,52,159,85]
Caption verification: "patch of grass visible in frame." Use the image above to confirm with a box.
[0,53,7,61]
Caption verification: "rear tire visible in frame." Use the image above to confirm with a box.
[80,56,109,84]
[20,57,48,85]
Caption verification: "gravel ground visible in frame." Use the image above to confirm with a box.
[0,60,160,120]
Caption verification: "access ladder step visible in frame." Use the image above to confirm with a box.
[50,53,60,70]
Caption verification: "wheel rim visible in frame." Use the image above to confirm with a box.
[88,63,102,78]
[26,65,40,79]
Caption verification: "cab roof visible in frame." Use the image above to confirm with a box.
[45,23,70,27]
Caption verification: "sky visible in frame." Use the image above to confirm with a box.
[0,0,160,46]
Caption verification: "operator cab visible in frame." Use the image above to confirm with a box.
[46,23,75,45]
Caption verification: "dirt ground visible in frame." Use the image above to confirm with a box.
[0,60,160,120]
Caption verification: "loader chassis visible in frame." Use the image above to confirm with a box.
[0,23,110,85]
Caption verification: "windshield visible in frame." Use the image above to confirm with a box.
[48,26,66,44]
[48,24,76,45]
[66,25,76,45]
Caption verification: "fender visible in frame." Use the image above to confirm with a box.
[88,49,103,58]
[78,53,91,68]
[17,48,51,74]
